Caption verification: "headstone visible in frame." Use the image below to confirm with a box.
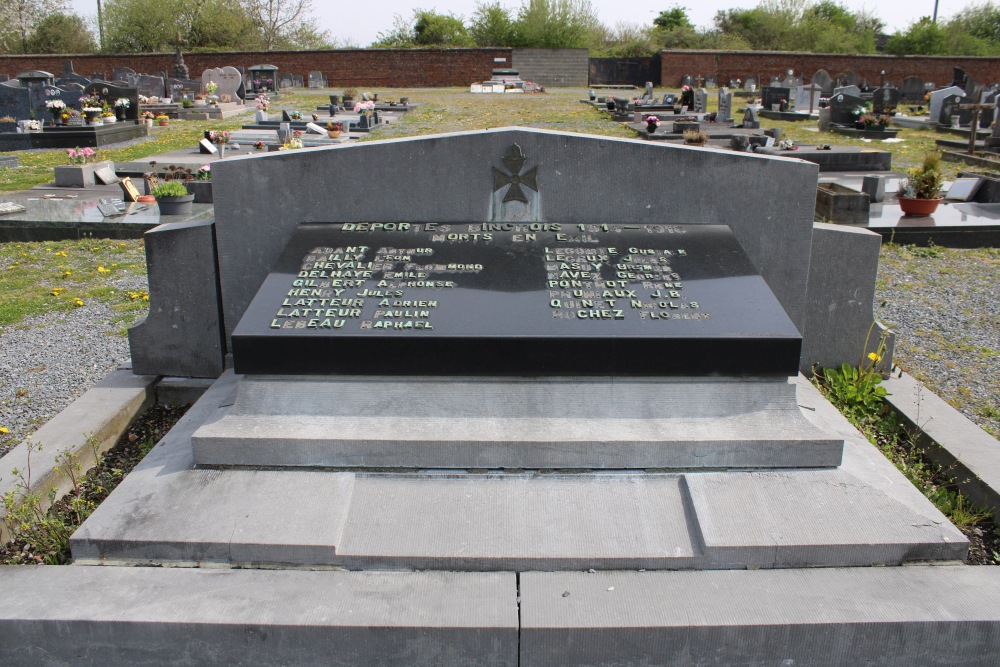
[900,76,925,103]
[705,77,716,88]
[644,81,654,98]
[199,139,218,154]
[1,81,36,120]
[136,74,165,99]
[112,67,136,84]
[829,93,865,125]
[979,87,999,128]
[55,60,90,88]
[832,85,861,98]
[761,87,790,110]
[693,88,708,113]
[292,75,304,88]
[82,81,139,121]
[928,86,966,125]
[681,75,693,87]
[305,122,325,135]
[280,74,293,89]
[202,67,242,103]
[308,71,323,89]
[811,70,833,96]
[871,86,900,115]
[794,84,822,114]
[717,87,732,122]
[744,77,757,90]
[938,94,972,126]
[742,106,759,129]
[862,175,885,203]
[952,67,975,94]
[835,71,859,87]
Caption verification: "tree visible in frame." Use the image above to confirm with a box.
[26,12,96,53]
[470,1,517,46]
[884,17,949,54]
[413,9,474,46]
[653,6,692,31]
[0,0,69,53]
[102,0,256,52]
[240,0,327,50]
[513,0,600,48]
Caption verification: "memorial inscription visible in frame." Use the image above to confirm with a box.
[232,223,801,376]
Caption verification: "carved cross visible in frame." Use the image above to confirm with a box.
[492,144,538,204]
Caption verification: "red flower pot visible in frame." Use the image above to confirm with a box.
[898,196,943,216]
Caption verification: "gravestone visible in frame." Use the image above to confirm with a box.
[829,93,865,125]
[938,94,972,126]
[871,86,900,114]
[0,81,30,120]
[37,83,80,118]
[308,71,323,89]
[112,67,136,84]
[832,85,861,98]
[742,106,759,129]
[717,87,732,122]
[83,81,139,121]
[761,87,789,110]
[928,86,966,125]
[900,75,925,103]
[794,84,822,114]
[812,70,834,95]
[166,77,201,95]
[693,88,708,113]
[979,87,999,128]
[202,67,242,103]
[292,75,304,88]
[705,76,716,88]
[744,77,757,90]
[55,60,90,88]
[136,74,165,99]
[280,74,293,89]
[834,71,858,87]
[680,75,693,87]
[952,67,975,94]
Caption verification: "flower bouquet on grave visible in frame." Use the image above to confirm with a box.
[326,120,343,138]
[644,115,660,133]
[256,94,270,112]
[253,140,266,150]
[155,113,169,126]
[66,146,97,165]
[353,100,375,118]
[861,113,890,130]
[897,152,944,215]
[780,98,788,112]
[286,130,303,150]
[195,164,212,180]
[45,99,66,123]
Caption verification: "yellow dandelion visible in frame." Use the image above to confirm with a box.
[867,352,881,363]
[63,270,71,277]
[142,294,149,301]
[97,266,108,273]
[0,427,9,434]
[74,298,84,306]
[111,263,117,267]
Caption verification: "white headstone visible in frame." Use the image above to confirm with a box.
[794,84,822,114]
[928,86,966,125]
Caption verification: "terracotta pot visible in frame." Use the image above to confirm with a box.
[157,120,168,126]
[137,194,156,203]
[898,196,943,216]
[328,130,341,138]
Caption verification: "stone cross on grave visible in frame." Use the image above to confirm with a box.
[801,83,822,114]
[492,144,538,203]
[169,31,189,79]
[958,100,995,155]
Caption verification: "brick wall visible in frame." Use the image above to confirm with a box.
[0,48,512,88]
[659,50,1000,89]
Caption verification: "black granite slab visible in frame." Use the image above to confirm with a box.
[232,223,801,376]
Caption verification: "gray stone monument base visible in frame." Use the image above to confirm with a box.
[191,376,843,469]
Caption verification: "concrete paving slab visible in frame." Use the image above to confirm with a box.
[336,474,697,570]
[0,567,516,666]
[192,376,843,469]
[519,567,1000,666]
[0,368,156,543]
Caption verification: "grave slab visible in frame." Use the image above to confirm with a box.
[0,567,517,667]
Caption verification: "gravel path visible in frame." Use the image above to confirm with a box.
[876,244,1000,438]
[0,303,137,457]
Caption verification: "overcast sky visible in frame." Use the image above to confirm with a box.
[69,0,972,49]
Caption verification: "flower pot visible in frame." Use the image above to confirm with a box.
[898,196,943,216]
[156,194,195,216]
[157,120,169,126]
[646,123,657,134]
[328,130,342,139]
[116,109,126,121]
[137,194,156,203]
[144,119,153,128]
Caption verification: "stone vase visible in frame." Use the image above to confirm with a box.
[54,160,115,188]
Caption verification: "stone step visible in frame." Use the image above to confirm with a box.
[71,469,965,570]
[191,376,844,469]
[3,565,1000,665]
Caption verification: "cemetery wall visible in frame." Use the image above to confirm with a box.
[511,49,588,87]
[659,50,1000,88]
[0,49,512,87]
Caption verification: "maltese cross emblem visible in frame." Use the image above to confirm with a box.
[492,144,538,204]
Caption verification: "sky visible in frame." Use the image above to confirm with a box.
[68,0,974,48]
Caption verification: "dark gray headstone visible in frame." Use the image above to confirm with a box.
[938,94,972,126]
[730,135,750,152]
[742,106,759,129]
[829,93,865,125]
[693,88,708,113]
[762,87,790,110]
[900,76,924,102]
[812,70,834,96]
[61,82,85,92]
[871,86,900,114]
[36,84,80,119]
[280,74,293,89]
[55,60,90,88]
[980,88,999,128]
[953,67,975,94]
[928,86,966,123]
[112,67,136,83]
[862,175,885,203]
[0,81,30,120]
[83,81,139,121]
[835,71,859,87]
[136,74,165,99]
[0,74,8,83]
[681,75,693,87]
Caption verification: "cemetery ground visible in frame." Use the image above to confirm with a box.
[0,86,997,566]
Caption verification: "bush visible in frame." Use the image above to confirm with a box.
[151,180,190,198]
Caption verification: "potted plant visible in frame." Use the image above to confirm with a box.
[155,113,169,126]
[327,120,343,138]
[644,115,660,134]
[204,81,219,105]
[141,111,155,128]
[861,113,891,131]
[342,88,357,106]
[101,109,116,124]
[898,152,944,216]
[152,179,194,215]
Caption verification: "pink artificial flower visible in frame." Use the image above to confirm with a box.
[66,148,77,159]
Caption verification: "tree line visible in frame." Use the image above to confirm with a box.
[3,0,1000,56]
